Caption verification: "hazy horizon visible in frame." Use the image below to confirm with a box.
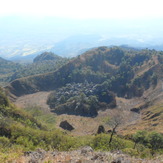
[0,0,163,59]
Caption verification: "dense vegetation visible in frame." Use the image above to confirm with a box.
[0,52,68,86]
[0,57,22,86]
[10,59,68,81]
[8,47,163,97]
[47,82,116,116]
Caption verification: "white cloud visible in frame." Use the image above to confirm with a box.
[0,0,163,19]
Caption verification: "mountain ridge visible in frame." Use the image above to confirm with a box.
[0,52,68,87]
[5,47,163,119]
[6,46,163,97]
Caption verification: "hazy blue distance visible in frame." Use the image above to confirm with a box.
[0,16,163,60]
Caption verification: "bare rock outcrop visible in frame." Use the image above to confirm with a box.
[15,147,162,163]
[59,120,74,131]
[97,125,105,134]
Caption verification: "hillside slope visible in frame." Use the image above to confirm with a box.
[7,47,163,97]
[33,52,62,63]
[5,47,163,131]
[0,52,68,87]
[0,87,45,140]
[10,52,68,82]
[0,88,162,163]
[0,57,22,86]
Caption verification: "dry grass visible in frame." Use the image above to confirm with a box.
[15,91,52,112]
[123,104,163,135]
[13,79,163,136]
[14,91,141,136]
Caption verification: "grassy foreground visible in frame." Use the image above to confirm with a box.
[0,88,163,162]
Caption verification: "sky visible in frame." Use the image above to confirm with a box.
[0,0,163,19]
[1,0,163,58]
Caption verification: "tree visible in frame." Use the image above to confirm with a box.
[132,130,147,149]
[106,110,124,144]
[60,95,66,104]
[147,132,163,153]
[88,95,98,107]
[79,93,86,103]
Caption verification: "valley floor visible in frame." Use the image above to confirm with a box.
[14,91,141,136]
[13,79,163,135]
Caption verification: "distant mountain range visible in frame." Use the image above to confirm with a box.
[1,16,163,62]
[2,34,163,63]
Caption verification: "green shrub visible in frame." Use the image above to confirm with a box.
[92,134,133,151]
[92,134,110,150]
[0,136,10,147]
[147,132,163,151]
[122,148,139,157]
[16,136,35,150]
